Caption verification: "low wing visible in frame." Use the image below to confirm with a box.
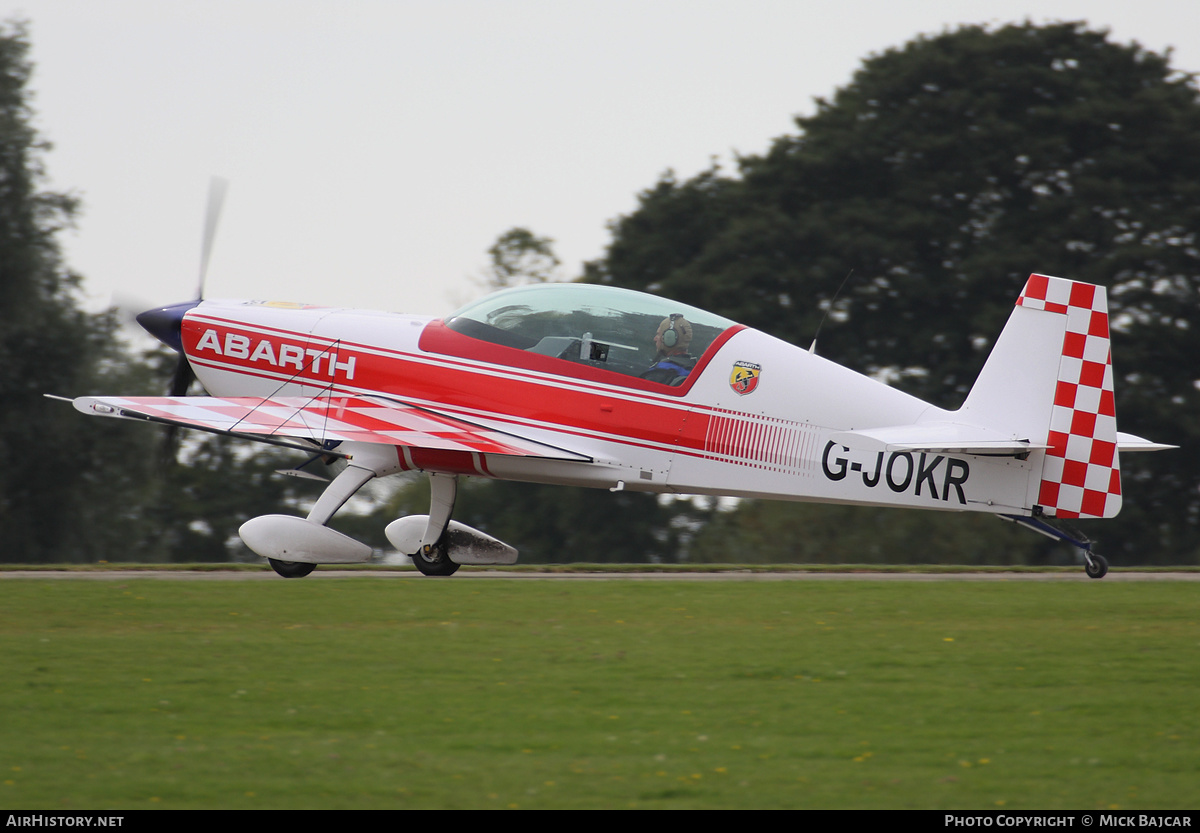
[71,394,590,461]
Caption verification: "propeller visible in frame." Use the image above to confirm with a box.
[196,176,228,302]
[135,177,228,460]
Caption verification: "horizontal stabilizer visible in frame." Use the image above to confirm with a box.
[829,423,1046,456]
[1116,432,1176,452]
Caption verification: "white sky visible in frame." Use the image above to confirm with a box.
[9,0,1200,318]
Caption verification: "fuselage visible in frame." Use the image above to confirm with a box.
[178,289,1037,515]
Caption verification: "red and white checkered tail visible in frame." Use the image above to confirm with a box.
[1016,274,1120,519]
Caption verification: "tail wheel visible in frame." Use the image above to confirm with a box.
[1084,553,1109,580]
[269,559,316,578]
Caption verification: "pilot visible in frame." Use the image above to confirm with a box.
[641,313,696,384]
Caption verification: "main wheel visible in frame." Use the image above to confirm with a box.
[1084,553,1108,580]
[268,558,316,578]
[411,543,460,577]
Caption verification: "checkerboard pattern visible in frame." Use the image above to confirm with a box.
[1016,274,1121,519]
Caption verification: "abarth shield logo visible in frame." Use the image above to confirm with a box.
[730,361,761,395]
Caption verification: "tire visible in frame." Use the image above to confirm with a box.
[411,544,460,577]
[268,559,316,578]
[1084,553,1108,580]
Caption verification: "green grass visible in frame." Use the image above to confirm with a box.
[1,578,1197,809]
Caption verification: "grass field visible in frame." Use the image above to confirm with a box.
[1,575,1197,809]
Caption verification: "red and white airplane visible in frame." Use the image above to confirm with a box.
[66,272,1170,579]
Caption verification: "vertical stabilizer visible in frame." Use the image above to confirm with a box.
[961,274,1121,519]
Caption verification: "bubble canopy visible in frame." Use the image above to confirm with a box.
[441,283,739,385]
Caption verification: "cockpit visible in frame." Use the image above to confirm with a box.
[424,283,740,392]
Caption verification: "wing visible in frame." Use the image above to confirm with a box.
[71,394,590,461]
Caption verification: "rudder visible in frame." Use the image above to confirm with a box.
[1016,274,1121,519]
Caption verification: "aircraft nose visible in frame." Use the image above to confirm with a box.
[136,301,201,353]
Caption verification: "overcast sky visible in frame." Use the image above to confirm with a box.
[10,0,1200,318]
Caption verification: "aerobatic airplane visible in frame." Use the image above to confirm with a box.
[62,267,1171,579]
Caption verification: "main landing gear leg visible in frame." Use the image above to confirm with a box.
[306,465,377,526]
[410,473,460,577]
[998,514,1108,579]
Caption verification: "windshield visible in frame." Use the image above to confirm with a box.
[443,284,738,386]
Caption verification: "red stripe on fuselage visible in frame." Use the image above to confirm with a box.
[181,313,747,460]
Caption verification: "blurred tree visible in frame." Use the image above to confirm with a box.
[151,435,330,562]
[585,22,1200,564]
[0,22,159,562]
[687,502,1054,567]
[481,227,562,288]
[0,22,326,563]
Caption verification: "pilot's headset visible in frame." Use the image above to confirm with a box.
[661,313,688,349]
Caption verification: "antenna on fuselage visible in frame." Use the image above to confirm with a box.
[809,269,854,355]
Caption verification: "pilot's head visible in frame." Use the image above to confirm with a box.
[655,314,693,353]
